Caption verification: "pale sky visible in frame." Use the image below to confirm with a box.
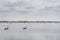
[0,0,60,21]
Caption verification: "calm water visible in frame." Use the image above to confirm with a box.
[0,23,60,40]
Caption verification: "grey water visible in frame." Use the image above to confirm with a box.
[0,23,60,40]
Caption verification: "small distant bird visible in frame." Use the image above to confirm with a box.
[4,26,9,30]
[23,26,27,29]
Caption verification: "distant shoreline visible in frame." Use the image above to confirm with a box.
[0,21,60,23]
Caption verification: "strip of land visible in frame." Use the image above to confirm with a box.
[0,21,60,23]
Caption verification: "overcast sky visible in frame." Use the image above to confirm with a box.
[0,0,60,21]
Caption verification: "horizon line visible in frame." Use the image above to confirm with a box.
[0,21,60,23]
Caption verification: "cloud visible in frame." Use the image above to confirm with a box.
[0,0,60,21]
[0,0,32,12]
